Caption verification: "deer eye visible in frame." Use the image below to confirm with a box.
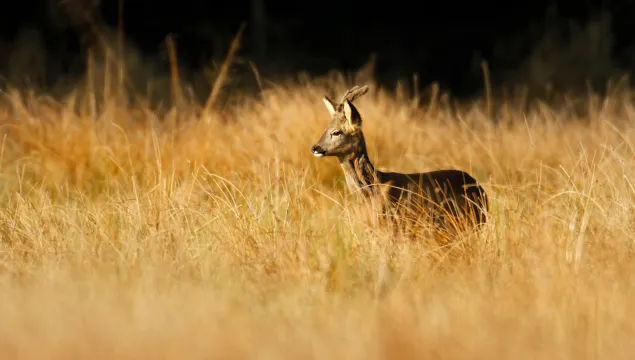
[331,130,343,137]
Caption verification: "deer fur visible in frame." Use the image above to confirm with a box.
[311,85,488,234]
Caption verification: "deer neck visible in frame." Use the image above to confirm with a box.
[338,140,379,197]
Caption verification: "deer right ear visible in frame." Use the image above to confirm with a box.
[322,96,336,117]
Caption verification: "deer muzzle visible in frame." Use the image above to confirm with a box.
[311,145,326,157]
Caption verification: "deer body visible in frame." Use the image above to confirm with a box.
[311,85,488,232]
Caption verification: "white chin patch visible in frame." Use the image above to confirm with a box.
[312,151,325,157]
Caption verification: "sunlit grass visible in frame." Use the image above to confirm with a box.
[0,76,634,359]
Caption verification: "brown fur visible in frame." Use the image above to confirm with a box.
[311,85,489,235]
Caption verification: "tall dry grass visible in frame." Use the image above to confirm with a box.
[0,76,634,359]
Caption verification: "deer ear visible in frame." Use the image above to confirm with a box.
[343,101,361,127]
[322,96,336,117]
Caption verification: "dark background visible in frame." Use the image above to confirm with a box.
[1,0,632,99]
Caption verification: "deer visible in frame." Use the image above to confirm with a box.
[310,85,489,236]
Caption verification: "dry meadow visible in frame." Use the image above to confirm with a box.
[0,75,634,359]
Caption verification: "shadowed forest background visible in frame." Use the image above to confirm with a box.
[2,0,634,101]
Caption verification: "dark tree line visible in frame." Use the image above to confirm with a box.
[1,0,633,97]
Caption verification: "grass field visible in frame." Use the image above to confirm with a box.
[0,75,634,359]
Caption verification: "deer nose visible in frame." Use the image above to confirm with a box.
[311,145,325,157]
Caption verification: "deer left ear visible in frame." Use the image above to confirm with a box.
[322,96,336,117]
[343,101,361,127]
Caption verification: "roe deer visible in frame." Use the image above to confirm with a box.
[311,85,488,234]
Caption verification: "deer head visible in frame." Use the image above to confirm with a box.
[311,85,370,159]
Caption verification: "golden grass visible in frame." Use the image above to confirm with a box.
[0,77,634,359]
